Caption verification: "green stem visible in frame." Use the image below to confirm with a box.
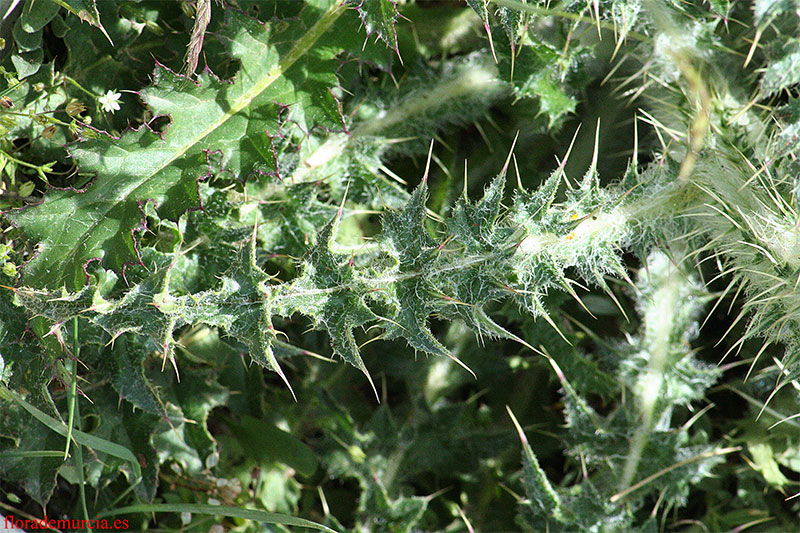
[0,150,54,171]
[294,58,501,182]
[61,75,100,99]
[71,316,91,532]
[619,256,682,490]
[63,348,78,459]
[1,110,71,127]
[275,182,694,304]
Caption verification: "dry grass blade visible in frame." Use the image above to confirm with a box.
[184,0,214,80]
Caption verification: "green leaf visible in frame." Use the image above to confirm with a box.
[466,0,531,47]
[97,503,340,533]
[107,334,167,418]
[753,0,800,25]
[359,484,428,532]
[213,233,295,395]
[497,36,578,126]
[706,0,732,17]
[350,0,400,52]
[507,407,562,521]
[748,442,792,488]
[380,183,463,366]
[18,0,60,33]
[231,415,319,477]
[12,17,42,52]
[79,387,160,502]
[761,38,800,95]
[0,384,142,481]
[150,364,229,479]
[449,175,507,254]
[10,48,43,78]
[60,1,185,112]
[0,404,64,505]
[53,0,112,45]
[286,215,379,395]
[9,2,348,290]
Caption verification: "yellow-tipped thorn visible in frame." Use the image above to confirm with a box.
[743,28,761,68]
[422,139,434,184]
[463,159,469,199]
[513,154,523,190]
[538,306,572,346]
[561,278,596,319]
[506,405,528,445]
[590,118,601,176]
[449,352,477,380]
[364,367,380,404]
[592,0,601,39]
[605,287,629,323]
[485,23,498,64]
[276,364,297,402]
[502,131,520,176]
[338,178,351,221]
[510,42,516,82]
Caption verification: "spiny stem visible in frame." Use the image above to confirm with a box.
[294,58,501,182]
[489,0,650,42]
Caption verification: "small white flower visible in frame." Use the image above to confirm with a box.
[98,90,121,113]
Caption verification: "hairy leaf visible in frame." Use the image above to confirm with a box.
[9,2,348,290]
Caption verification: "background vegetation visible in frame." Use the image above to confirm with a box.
[1,0,799,530]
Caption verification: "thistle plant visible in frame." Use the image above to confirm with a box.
[0,0,799,531]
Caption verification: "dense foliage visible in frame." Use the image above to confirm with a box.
[1,0,799,530]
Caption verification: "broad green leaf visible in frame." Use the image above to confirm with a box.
[231,415,319,477]
[9,2,348,290]
[76,386,160,502]
[497,36,578,127]
[18,0,59,33]
[706,0,732,17]
[12,17,41,52]
[107,335,166,417]
[151,404,207,474]
[150,364,229,479]
[359,483,428,532]
[60,0,187,119]
[748,442,792,488]
[10,48,42,78]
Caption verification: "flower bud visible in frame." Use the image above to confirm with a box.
[2,262,17,277]
[66,100,86,117]
[18,181,35,197]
